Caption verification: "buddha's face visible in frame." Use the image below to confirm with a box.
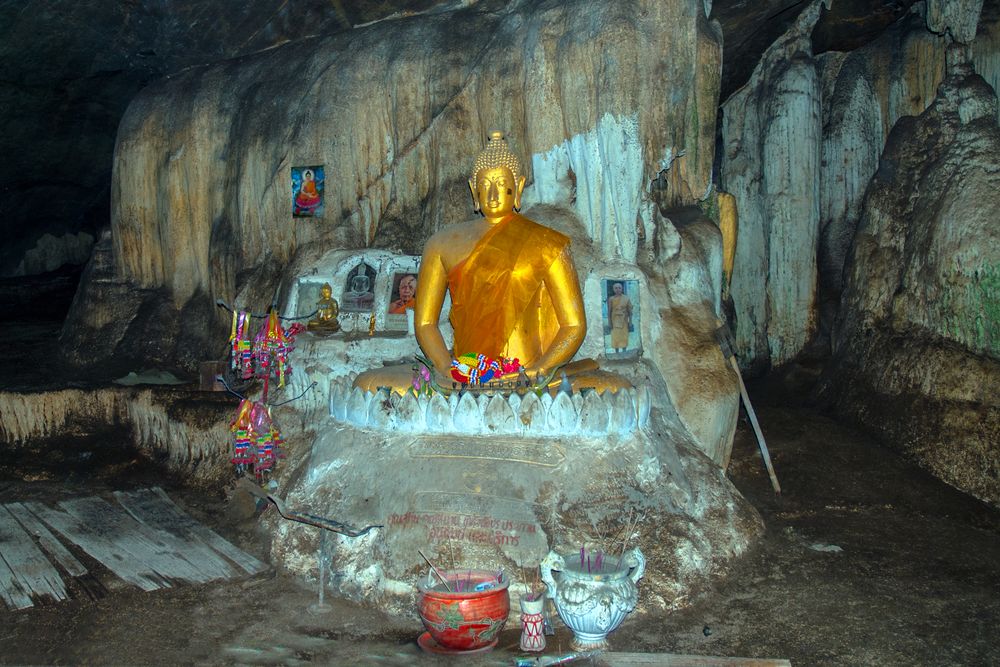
[470,166,525,217]
[398,275,416,301]
[320,285,331,298]
[613,283,623,295]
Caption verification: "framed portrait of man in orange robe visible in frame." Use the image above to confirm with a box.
[602,278,641,357]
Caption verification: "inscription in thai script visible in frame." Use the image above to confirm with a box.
[408,436,564,467]
[386,492,545,551]
[414,492,537,523]
[388,511,535,546]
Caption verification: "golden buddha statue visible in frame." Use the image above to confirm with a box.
[308,283,340,333]
[353,131,630,394]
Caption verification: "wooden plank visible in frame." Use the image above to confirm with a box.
[0,543,33,610]
[150,487,267,575]
[23,501,165,592]
[114,489,236,582]
[59,496,216,585]
[5,502,87,577]
[597,652,792,667]
[0,505,67,603]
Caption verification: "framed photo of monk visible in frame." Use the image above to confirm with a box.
[602,279,641,358]
[292,165,324,217]
[385,271,418,331]
[340,261,377,313]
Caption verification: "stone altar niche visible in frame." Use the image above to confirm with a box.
[270,219,763,618]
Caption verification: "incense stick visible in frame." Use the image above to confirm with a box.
[418,549,453,592]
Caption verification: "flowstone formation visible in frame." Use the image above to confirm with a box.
[820,57,1000,506]
[720,0,996,370]
[61,0,721,376]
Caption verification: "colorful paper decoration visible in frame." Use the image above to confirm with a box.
[229,399,285,479]
[230,311,254,379]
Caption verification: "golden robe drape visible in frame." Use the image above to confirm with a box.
[447,214,569,360]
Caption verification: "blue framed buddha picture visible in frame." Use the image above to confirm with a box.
[292,165,324,217]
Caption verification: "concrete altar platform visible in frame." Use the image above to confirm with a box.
[269,385,761,616]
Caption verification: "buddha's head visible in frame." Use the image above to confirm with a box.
[320,282,332,298]
[469,130,526,217]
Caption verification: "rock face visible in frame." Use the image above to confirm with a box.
[0,0,420,277]
[721,1,825,371]
[269,378,761,617]
[67,0,719,356]
[0,387,233,480]
[819,59,1000,506]
[721,2,958,370]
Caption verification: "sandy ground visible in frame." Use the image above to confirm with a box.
[2,387,999,666]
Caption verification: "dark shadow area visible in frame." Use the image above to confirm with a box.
[0,267,83,390]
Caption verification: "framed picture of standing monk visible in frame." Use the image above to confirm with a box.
[602,279,641,357]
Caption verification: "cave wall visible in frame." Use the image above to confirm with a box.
[722,0,995,371]
[63,0,722,373]
[720,0,1000,504]
[822,58,1000,506]
[0,0,440,278]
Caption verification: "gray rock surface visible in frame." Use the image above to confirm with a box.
[268,408,763,616]
[820,59,1000,506]
[721,1,825,371]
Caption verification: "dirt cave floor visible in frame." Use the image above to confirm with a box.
[1,378,998,667]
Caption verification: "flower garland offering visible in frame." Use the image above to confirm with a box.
[412,364,432,395]
[450,353,521,385]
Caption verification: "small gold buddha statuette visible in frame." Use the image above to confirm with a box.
[308,283,340,333]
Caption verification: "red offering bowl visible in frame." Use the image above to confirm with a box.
[417,569,510,652]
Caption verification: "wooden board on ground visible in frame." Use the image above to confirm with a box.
[595,652,792,667]
[1,490,268,611]
[114,489,238,581]
[147,487,267,575]
[0,539,33,610]
[59,496,224,585]
[4,502,88,577]
[0,505,68,605]
[23,500,167,592]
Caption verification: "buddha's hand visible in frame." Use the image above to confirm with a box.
[527,367,553,385]
[432,368,454,389]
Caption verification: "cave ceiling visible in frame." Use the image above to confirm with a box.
[0,0,919,274]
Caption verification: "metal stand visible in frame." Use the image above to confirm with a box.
[308,530,333,614]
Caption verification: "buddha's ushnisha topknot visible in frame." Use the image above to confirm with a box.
[471,130,522,188]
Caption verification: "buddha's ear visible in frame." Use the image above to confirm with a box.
[513,175,526,210]
[469,178,480,212]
